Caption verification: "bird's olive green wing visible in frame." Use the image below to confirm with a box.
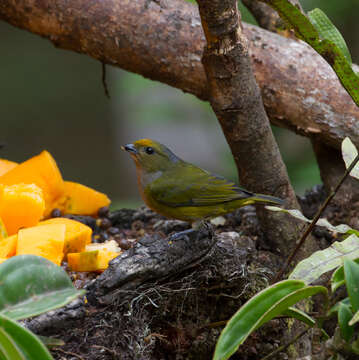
[148,164,253,208]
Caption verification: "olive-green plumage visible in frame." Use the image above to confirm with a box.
[123,139,283,222]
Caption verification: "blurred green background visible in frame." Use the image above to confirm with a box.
[0,0,358,209]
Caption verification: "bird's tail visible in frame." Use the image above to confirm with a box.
[250,193,284,206]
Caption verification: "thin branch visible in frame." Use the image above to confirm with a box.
[260,326,312,360]
[274,153,359,282]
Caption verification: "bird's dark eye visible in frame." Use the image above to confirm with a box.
[145,147,154,155]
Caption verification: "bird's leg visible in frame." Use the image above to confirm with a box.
[167,228,195,241]
[168,220,214,242]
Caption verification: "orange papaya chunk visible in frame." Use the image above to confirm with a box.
[0,184,45,235]
[54,181,110,216]
[16,224,65,265]
[67,250,119,272]
[0,235,17,258]
[0,151,64,216]
[0,159,17,176]
[38,217,92,255]
[96,250,119,271]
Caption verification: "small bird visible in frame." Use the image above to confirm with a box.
[122,139,283,223]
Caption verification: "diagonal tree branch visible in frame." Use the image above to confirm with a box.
[1,0,358,150]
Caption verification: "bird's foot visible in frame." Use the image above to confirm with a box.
[168,228,195,242]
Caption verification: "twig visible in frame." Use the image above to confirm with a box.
[274,153,359,282]
[53,348,85,360]
[101,62,110,99]
[259,325,311,360]
[198,320,228,330]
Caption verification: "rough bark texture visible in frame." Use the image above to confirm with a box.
[1,0,359,150]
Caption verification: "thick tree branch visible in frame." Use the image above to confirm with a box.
[0,0,358,150]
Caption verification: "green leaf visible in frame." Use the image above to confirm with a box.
[338,302,354,341]
[0,328,25,360]
[266,206,353,234]
[344,258,359,313]
[0,255,85,320]
[213,280,326,360]
[342,137,359,180]
[331,259,359,293]
[289,234,359,284]
[0,313,53,359]
[308,9,352,64]
[281,307,315,327]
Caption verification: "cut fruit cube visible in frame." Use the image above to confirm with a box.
[38,217,92,255]
[0,159,17,176]
[0,184,45,235]
[0,151,65,216]
[67,250,119,272]
[16,224,65,265]
[0,235,17,258]
[54,181,110,216]
[85,240,121,253]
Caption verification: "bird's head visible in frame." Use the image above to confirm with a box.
[122,139,182,172]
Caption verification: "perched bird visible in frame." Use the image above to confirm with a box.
[122,139,283,223]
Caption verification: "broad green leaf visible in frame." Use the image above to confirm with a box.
[257,286,327,329]
[338,302,354,341]
[0,255,85,320]
[342,137,359,180]
[290,234,359,284]
[308,9,352,64]
[213,280,325,360]
[331,259,359,293]
[266,206,353,234]
[0,314,53,360]
[344,258,359,313]
[0,328,24,360]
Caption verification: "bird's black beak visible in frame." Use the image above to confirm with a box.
[121,143,138,154]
